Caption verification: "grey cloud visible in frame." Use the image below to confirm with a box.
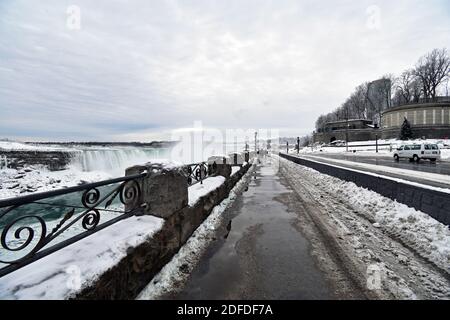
[0,0,449,141]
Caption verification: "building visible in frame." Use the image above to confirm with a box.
[314,119,379,143]
[381,100,450,139]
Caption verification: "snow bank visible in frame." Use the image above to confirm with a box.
[279,156,450,273]
[302,154,450,188]
[0,141,67,152]
[0,215,163,300]
[188,176,226,206]
[0,166,111,200]
[231,166,241,176]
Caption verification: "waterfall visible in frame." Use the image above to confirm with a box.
[69,147,170,176]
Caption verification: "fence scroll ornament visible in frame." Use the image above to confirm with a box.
[184,162,209,185]
[0,160,217,277]
[0,172,146,277]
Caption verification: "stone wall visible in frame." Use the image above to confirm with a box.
[279,153,449,226]
[381,126,450,140]
[313,128,379,144]
[381,102,450,139]
[75,160,253,300]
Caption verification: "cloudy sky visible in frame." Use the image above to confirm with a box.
[0,0,449,142]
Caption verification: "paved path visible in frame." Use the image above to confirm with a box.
[170,157,362,300]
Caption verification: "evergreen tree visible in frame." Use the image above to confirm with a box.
[400,117,413,140]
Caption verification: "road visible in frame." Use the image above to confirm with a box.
[288,153,450,189]
[140,156,450,300]
[310,152,450,176]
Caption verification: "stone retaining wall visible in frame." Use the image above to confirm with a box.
[75,161,253,299]
[279,153,449,226]
[313,128,379,144]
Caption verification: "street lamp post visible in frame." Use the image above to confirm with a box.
[346,121,349,153]
[375,134,378,153]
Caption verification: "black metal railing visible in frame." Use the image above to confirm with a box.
[183,162,210,185]
[0,159,229,277]
[0,172,146,277]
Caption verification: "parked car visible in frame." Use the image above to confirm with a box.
[436,140,450,149]
[393,143,441,162]
[330,140,346,147]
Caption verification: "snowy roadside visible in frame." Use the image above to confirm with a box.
[277,155,450,299]
[301,154,450,188]
[278,155,449,273]
[136,161,256,300]
[299,138,450,160]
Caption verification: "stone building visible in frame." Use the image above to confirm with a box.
[314,119,379,143]
[381,100,450,139]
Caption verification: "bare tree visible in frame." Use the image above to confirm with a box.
[411,78,423,102]
[315,114,328,130]
[413,48,450,101]
[348,83,370,119]
[313,48,449,134]
[396,70,414,103]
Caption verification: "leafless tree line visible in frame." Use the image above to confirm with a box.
[315,48,450,130]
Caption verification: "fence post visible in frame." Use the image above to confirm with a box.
[124,163,188,218]
[375,134,378,153]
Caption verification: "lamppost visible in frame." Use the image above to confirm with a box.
[297,137,300,154]
[254,131,257,152]
[375,134,378,153]
[346,120,349,153]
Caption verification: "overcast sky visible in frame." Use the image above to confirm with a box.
[0,0,449,142]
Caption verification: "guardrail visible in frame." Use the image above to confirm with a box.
[0,172,147,277]
[0,160,216,278]
[183,162,210,185]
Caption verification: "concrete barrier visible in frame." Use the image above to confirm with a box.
[75,161,253,299]
[279,153,450,226]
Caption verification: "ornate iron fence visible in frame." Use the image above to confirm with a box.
[0,160,226,278]
[0,172,146,278]
[183,162,210,185]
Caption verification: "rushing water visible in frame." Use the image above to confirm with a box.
[69,147,172,176]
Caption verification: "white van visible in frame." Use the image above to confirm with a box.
[393,143,441,162]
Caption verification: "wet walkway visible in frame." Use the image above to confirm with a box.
[172,157,335,300]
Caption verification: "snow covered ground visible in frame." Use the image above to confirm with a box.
[0,141,68,152]
[188,176,226,206]
[0,166,112,200]
[277,155,450,299]
[0,215,164,300]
